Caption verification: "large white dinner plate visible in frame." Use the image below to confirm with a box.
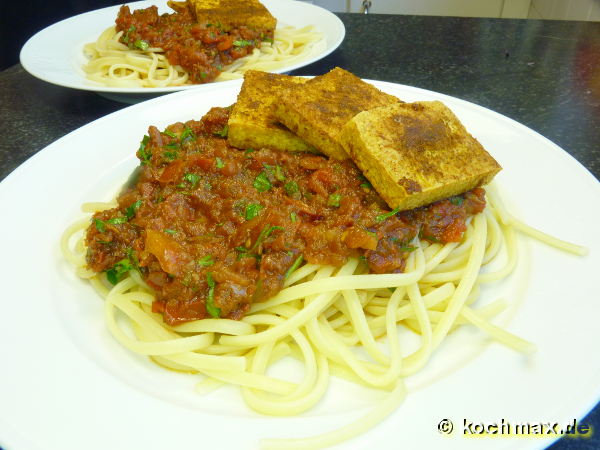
[19,0,344,96]
[1,80,599,450]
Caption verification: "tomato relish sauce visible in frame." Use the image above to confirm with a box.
[115,5,274,84]
[85,107,486,325]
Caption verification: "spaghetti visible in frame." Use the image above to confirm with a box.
[60,179,585,448]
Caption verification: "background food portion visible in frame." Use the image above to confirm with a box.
[82,0,325,88]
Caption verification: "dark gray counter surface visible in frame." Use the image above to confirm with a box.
[1,12,598,450]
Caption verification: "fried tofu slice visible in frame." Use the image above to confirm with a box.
[273,67,401,160]
[228,71,318,153]
[339,101,502,211]
[187,0,276,34]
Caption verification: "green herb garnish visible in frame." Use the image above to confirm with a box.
[253,172,272,192]
[327,193,342,207]
[105,258,133,285]
[450,196,464,206]
[183,172,200,188]
[123,25,136,44]
[214,125,228,137]
[164,229,177,235]
[284,255,304,279]
[94,217,127,229]
[215,157,225,169]
[250,225,283,252]
[233,39,253,47]
[94,218,106,233]
[138,135,151,164]
[245,203,264,220]
[125,200,142,220]
[399,245,417,252]
[163,151,178,160]
[180,126,195,142]
[197,255,215,267]
[376,207,401,222]
[205,272,221,317]
[284,181,299,196]
[134,39,150,51]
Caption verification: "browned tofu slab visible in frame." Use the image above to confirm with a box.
[188,0,276,33]
[339,101,502,211]
[228,71,318,153]
[273,67,401,160]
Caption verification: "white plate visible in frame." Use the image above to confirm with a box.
[1,81,599,450]
[19,0,344,96]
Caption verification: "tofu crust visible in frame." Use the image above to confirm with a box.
[339,101,502,211]
[228,71,318,153]
[273,67,401,160]
[187,0,277,33]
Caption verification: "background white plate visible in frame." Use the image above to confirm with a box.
[19,0,344,95]
[1,80,599,450]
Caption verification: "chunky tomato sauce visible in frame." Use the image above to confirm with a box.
[85,107,486,325]
[115,5,274,83]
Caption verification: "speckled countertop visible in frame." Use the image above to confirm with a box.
[0,12,598,450]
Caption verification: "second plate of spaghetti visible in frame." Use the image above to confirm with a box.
[19,0,345,97]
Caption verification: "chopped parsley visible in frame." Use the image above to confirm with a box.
[183,172,200,188]
[327,193,342,208]
[237,224,283,258]
[358,175,373,190]
[284,255,304,279]
[163,150,178,160]
[264,164,285,182]
[215,157,225,169]
[134,39,150,51]
[251,225,283,252]
[163,229,177,235]
[253,172,272,192]
[205,272,221,317]
[197,255,215,267]
[450,196,464,206]
[93,218,106,233]
[122,25,136,44]
[376,207,401,222]
[290,211,298,223]
[245,203,264,221]
[214,125,228,137]
[138,135,151,164]
[284,181,299,196]
[180,126,195,142]
[399,245,417,252]
[125,200,142,220]
[105,258,133,285]
[233,39,254,47]
[94,216,128,232]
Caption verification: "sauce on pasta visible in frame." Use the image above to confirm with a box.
[85,106,486,325]
[115,4,275,83]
